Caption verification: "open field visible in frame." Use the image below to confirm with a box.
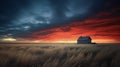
[0,43,120,67]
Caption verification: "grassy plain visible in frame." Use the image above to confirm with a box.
[0,43,120,67]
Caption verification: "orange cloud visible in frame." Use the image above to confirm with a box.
[30,23,120,43]
[29,7,120,43]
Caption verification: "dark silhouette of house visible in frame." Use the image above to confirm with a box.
[77,36,92,44]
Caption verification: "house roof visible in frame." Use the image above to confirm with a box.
[78,36,91,40]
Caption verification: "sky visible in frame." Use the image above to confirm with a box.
[0,0,120,43]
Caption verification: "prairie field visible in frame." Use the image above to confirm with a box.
[0,43,120,67]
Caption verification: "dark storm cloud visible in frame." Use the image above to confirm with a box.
[0,0,30,26]
[0,0,119,40]
[49,0,68,22]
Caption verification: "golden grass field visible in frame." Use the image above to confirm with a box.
[0,43,120,67]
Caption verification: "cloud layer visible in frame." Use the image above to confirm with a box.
[0,0,120,43]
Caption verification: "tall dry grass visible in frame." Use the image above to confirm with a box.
[0,44,120,67]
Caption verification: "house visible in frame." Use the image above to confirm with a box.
[77,36,92,44]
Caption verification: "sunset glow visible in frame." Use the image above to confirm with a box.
[2,38,16,42]
[0,0,120,43]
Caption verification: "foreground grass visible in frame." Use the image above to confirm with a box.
[0,43,120,67]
